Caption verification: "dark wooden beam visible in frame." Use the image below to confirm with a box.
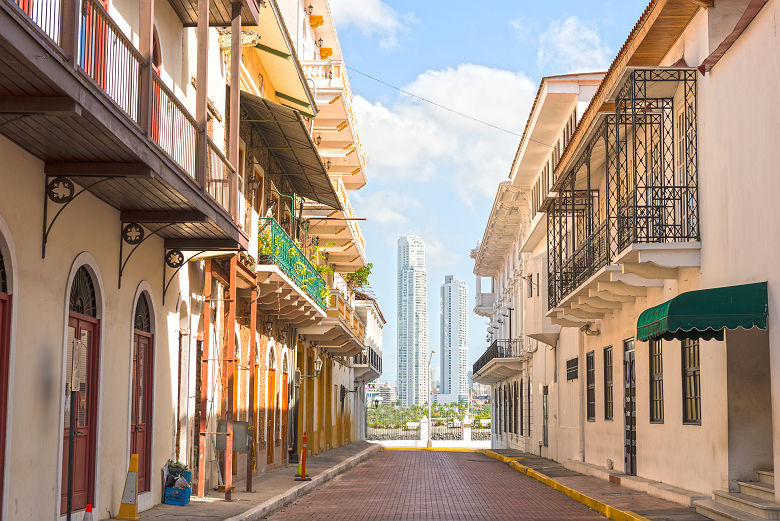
[164,239,240,250]
[120,210,208,223]
[0,97,80,115]
[683,0,713,6]
[44,161,153,178]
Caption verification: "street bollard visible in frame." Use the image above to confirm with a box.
[295,431,311,481]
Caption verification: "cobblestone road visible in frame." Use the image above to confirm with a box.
[266,450,607,520]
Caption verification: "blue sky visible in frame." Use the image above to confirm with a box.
[328,0,646,386]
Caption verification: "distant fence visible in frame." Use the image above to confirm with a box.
[471,428,491,441]
[430,424,463,441]
[367,426,419,441]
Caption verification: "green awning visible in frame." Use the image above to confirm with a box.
[636,282,768,342]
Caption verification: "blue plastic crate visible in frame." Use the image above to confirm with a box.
[163,486,191,506]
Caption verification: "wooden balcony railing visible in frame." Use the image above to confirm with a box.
[15,0,61,44]
[327,291,365,341]
[205,137,234,214]
[151,72,198,179]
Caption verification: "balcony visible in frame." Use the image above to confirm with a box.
[302,60,367,189]
[256,217,328,322]
[472,340,526,385]
[302,177,366,272]
[546,68,701,325]
[474,292,496,317]
[352,346,381,382]
[299,289,366,357]
[0,0,244,251]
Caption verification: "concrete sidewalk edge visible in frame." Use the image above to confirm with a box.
[480,450,651,521]
[224,444,381,521]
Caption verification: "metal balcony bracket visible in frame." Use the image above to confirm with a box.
[42,175,115,258]
[162,249,206,305]
[118,222,176,289]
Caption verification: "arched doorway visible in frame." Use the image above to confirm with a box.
[61,266,100,513]
[281,354,288,460]
[266,343,276,465]
[131,292,154,492]
[0,247,11,514]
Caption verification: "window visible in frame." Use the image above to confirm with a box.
[536,273,540,297]
[650,340,664,423]
[513,382,518,435]
[682,339,701,424]
[586,351,595,421]
[542,386,549,446]
[519,378,524,434]
[603,346,613,420]
[566,357,578,381]
[526,377,531,436]
[527,275,533,298]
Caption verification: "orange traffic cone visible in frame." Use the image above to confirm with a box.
[83,504,93,521]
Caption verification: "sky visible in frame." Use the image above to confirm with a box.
[328,0,647,386]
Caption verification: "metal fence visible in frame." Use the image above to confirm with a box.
[430,424,463,441]
[366,426,419,441]
[471,427,491,441]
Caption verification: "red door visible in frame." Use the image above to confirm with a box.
[131,332,153,492]
[266,369,275,464]
[61,316,99,513]
[0,291,11,513]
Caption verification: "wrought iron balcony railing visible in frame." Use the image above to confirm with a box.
[259,217,327,309]
[352,346,381,374]
[473,340,523,375]
[547,69,698,309]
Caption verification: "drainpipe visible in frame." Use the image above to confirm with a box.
[578,330,585,462]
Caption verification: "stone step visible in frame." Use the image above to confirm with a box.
[758,471,775,487]
[696,499,769,521]
[713,490,780,519]
[741,482,776,502]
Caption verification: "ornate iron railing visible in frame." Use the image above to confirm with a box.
[473,339,523,375]
[258,217,327,309]
[547,69,698,309]
[352,346,381,374]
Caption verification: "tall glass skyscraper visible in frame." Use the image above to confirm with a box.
[440,275,468,403]
[397,236,428,407]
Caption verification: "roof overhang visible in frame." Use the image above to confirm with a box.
[473,182,529,276]
[255,265,327,322]
[240,91,341,209]
[472,356,526,385]
[298,318,364,356]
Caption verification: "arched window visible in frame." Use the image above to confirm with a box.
[134,292,151,332]
[282,353,288,374]
[267,344,276,369]
[0,250,6,293]
[152,28,162,74]
[0,247,10,513]
[69,267,96,317]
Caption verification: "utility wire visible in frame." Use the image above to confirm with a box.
[346,65,554,149]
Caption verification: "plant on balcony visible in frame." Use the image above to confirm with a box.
[345,263,372,294]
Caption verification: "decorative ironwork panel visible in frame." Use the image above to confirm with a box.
[258,217,327,309]
[134,293,152,333]
[70,267,97,317]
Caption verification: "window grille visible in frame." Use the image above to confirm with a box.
[682,339,701,424]
[566,357,578,381]
[650,340,664,423]
[586,351,595,421]
[603,346,613,420]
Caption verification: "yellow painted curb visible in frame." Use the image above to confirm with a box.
[480,449,522,463]
[505,460,651,521]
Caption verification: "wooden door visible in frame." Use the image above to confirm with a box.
[0,291,10,512]
[281,372,288,457]
[266,369,275,464]
[131,332,153,492]
[61,316,99,513]
[624,339,637,476]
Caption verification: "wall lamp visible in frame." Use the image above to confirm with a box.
[293,358,323,388]
[315,135,322,145]
[306,4,313,14]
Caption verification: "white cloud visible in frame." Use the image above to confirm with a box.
[353,64,536,206]
[537,17,611,74]
[328,0,416,49]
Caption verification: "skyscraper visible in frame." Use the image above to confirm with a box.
[440,275,468,403]
[397,236,428,407]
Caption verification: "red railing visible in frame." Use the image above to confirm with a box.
[206,138,234,214]
[151,72,198,179]
[15,0,61,44]
[78,0,143,122]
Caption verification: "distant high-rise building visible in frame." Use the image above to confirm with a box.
[440,275,468,403]
[397,236,428,407]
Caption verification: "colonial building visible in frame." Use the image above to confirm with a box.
[0,0,381,519]
[473,1,780,518]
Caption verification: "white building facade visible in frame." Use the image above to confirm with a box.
[440,275,469,403]
[397,236,429,406]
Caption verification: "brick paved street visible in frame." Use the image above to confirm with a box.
[266,450,607,520]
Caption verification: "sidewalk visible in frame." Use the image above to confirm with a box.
[118,441,379,521]
[484,449,709,521]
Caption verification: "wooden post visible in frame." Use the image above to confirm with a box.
[247,287,257,491]
[195,0,210,186]
[197,259,212,498]
[138,0,155,135]
[60,0,81,66]
[229,2,242,222]
[225,256,237,500]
